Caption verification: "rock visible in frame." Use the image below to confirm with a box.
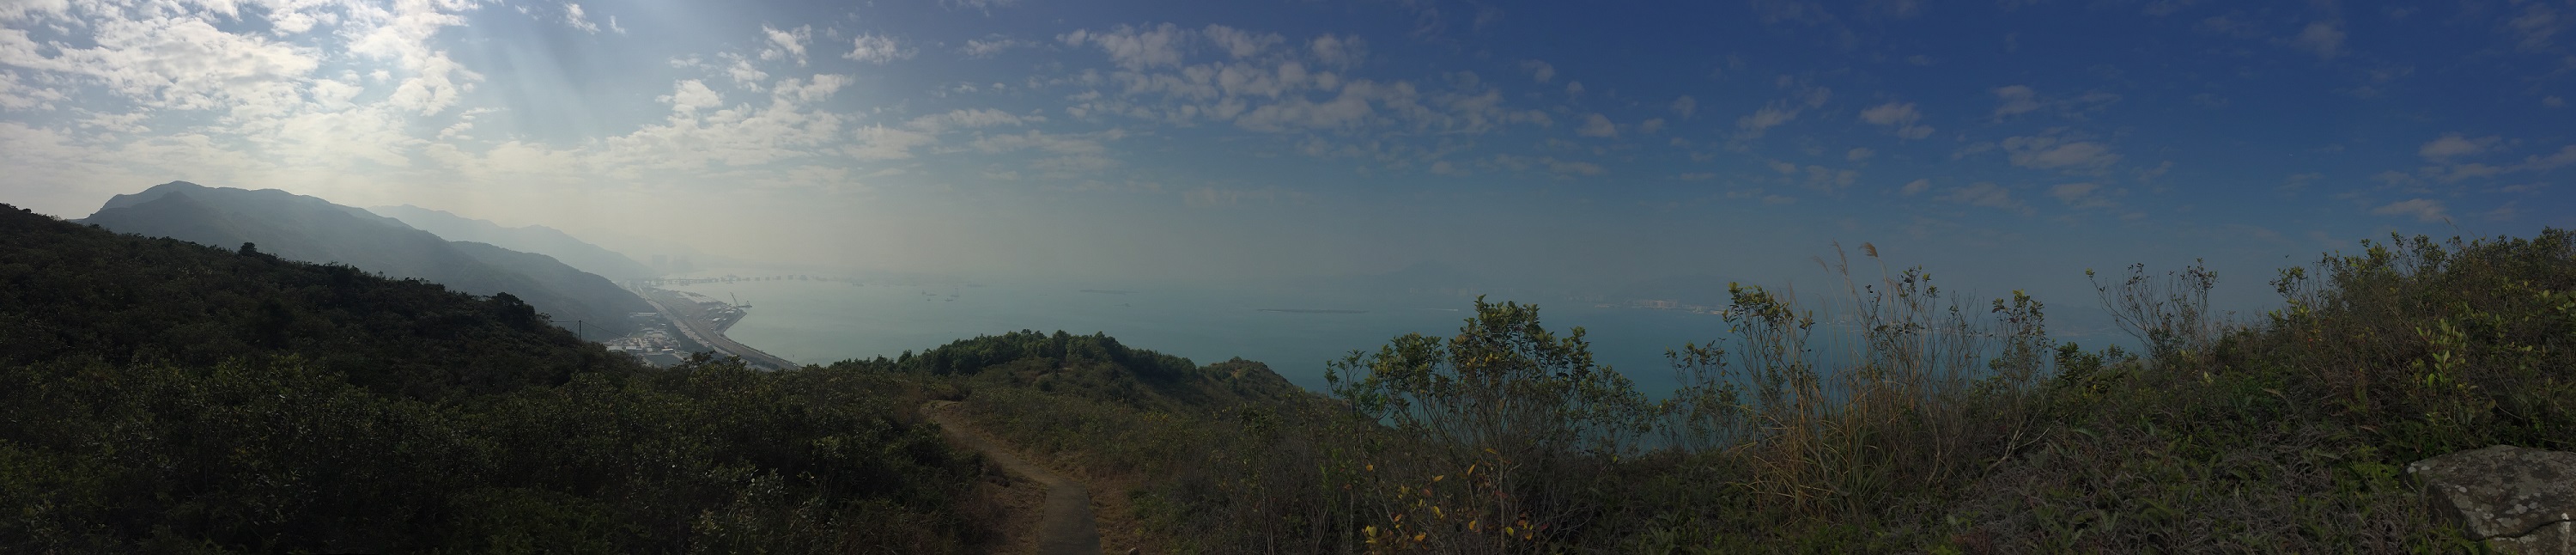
[2407,445,2576,554]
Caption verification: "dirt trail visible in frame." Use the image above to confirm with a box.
[925,401,1102,555]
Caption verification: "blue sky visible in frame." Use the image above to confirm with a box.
[3,0,2572,323]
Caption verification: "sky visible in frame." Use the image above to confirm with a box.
[3,0,2573,321]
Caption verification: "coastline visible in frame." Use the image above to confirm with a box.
[638,288,803,370]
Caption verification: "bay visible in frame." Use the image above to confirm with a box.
[665,277,1744,394]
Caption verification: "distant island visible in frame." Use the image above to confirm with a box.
[1256,308,1368,314]
[1079,289,1135,295]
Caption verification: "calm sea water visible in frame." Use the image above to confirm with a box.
[665,278,1741,393]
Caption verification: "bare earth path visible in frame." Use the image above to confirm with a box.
[925,401,1102,555]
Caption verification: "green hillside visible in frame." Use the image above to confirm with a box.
[0,204,986,553]
[80,182,653,338]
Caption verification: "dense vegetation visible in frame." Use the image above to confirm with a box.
[927,232,2573,553]
[0,204,987,552]
[9,192,2571,552]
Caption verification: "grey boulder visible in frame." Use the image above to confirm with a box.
[2408,445,2576,554]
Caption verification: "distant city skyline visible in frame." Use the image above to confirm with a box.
[4,0,2571,320]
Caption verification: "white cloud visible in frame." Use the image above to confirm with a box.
[1858,101,1935,139]
[1204,25,1283,58]
[1577,113,1617,137]
[906,108,1030,132]
[1944,182,2028,213]
[0,70,67,109]
[847,125,936,161]
[1900,178,1929,195]
[659,79,722,113]
[2521,144,2576,170]
[1638,118,1665,133]
[2508,3,2559,51]
[0,0,69,21]
[3,15,321,113]
[1061,24,1188,70]
[962,36,1030,58]
[2002,135,2120,171]
[1801,165,1856,192]
[1992,85,2039,118]
[2049,182,2112,208]
[2417,133,2498,162]
[942,0,1019,14]
[1735,104,1798,136]
[1564,81,1584,97]
[845,34,915,64]
[565,3,600,34]
[1671,95,1697,119]
[2293,21,2344,60]
[761,25,811,65]
[2547,96,2567,108]
[1846,147,1874,161]
[1521,59,1554,82]
[1309,34,1366,68]
[2372,198,2448,223]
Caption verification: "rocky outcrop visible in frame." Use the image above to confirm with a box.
[2408,445,2576,554]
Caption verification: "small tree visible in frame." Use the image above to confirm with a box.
[1327,296,1653,549]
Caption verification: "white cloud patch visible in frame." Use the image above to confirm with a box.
[906,107,1030,132]
[2293,20,2344,60]
[2002,135,2121,171]
[845,34,915,64]
[2508,3,2560,51]
[1900,178,1930,195]
[1061,24,1188,70]
[1858,101,1934,139]
[1735,104,1798,137]
[1204,25,1283,58]
[2372,198,2448,223]
[2418,133,2498,162]
[2522,144,2576,170]
[962,36,1030,58]
[1577,113,1616,137]
[565,3,600,34]
[1521,59,1554,82]
[1308,34,1365,68]
[2049,182,2112,208]
[0,70,68,109]
[1992,85,2040,118]
[761,25,811,65]
[3,15,322,113]
[659,79,722,113]
[1671,95,1697,119]
[1846,147,1874,162]
[1943,182,2029,214]
[0,0,70,21]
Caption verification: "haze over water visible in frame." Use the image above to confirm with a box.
[669,276,1735,393]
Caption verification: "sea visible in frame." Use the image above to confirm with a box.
[663,276,1741,395]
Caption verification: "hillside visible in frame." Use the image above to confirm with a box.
[0,203,989,552]
[80,182,653,338]
[369,204,658,281]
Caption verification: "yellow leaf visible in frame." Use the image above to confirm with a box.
[1434,474,1445,482]
[1413,533,1425,542]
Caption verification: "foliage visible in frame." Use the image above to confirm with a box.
[0,204,986,553]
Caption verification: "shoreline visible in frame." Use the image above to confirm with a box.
[638,288,803,370]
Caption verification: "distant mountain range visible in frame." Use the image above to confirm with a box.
[81,181,653,338]
[366,204,658,282]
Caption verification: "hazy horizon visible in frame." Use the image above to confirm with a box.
[8,0,2573,331]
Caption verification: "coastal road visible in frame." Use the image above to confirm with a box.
[638,288,801,370]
